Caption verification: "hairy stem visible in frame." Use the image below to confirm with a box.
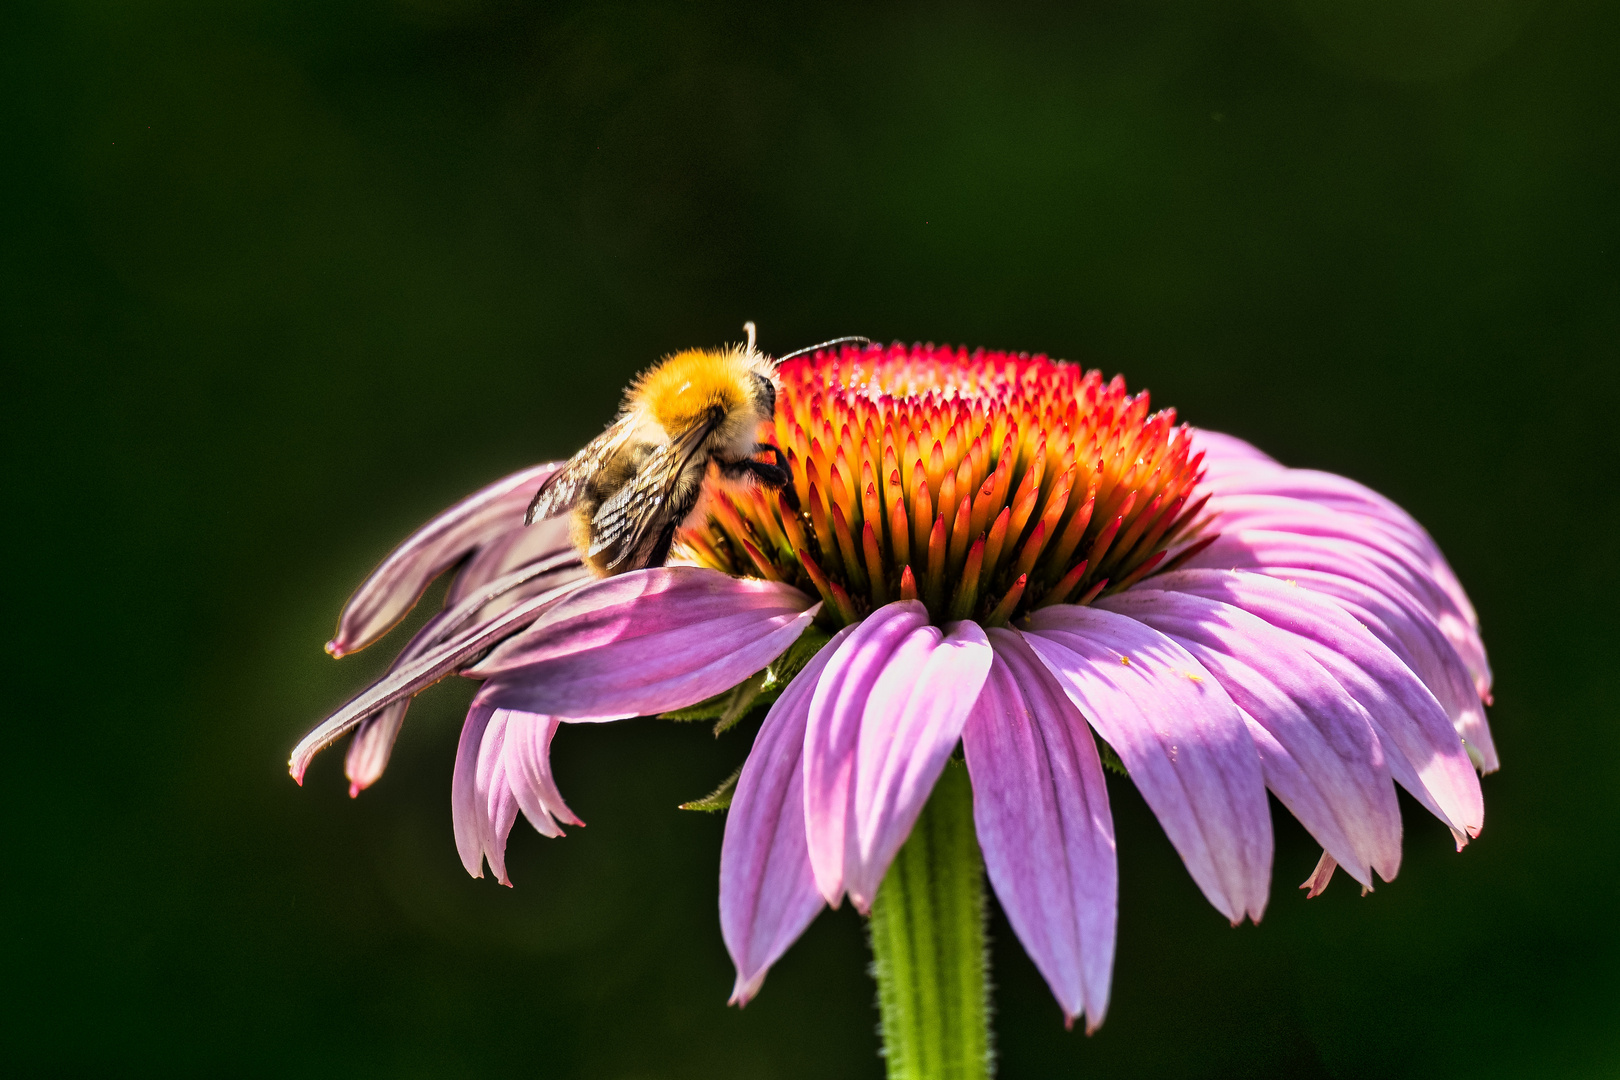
[868,762,992,1080]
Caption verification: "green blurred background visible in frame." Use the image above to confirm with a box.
[6,0,1618,1076]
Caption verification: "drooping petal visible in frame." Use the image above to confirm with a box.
[328,462,563,657]
[470,567,819,720]
[842,619,993,911]
[964,629,1116,1031]
[1099,589,1401,889]
[451,697,576,885]
[1242,567,1496,772]
[477,711,523,886]
[1201,464,1481,638]
[720,628,851,1005]
[801,602,932,905]
[342,607,456,795]
[1022,605,1272,925]
[447,513,579,604]
[1206,494,1454,605]
[338,558,593,796]
[1143,569,1483,844]
[502,711,583,837]
[1206,465,1437,541]
[344,700,408,798]
[452,702,500,880]
[291,575,586,783]
[1202,492,1486,679]
[1192,438,1491,702]
[1301,851,1338,898]
[1185,529,1491,703]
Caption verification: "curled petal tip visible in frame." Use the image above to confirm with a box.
[325,640,345,658]
[1300,852,1337,898]
[347,782,362,799]
[729,970,767,1007]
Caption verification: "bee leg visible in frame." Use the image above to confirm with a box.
[758,444,800,510]
[720,445,799,510]
[761,443,791,475]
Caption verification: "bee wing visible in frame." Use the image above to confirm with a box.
[589,408,722,567]
[524,412,641,525]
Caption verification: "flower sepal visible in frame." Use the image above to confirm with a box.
[678,765,743,813]
[660,671,769,734]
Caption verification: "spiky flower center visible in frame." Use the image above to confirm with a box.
[676,344,1212,627]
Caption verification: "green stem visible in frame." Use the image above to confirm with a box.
[867,761,992,1080]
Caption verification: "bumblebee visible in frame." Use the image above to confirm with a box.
[525,324,865,575]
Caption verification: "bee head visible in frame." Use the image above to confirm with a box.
[751,372,777,421]
[636,347,773,441]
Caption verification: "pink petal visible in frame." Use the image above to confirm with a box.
[1205,494,1455,608]
[1099,589,1401,889]
[1203,466,1481,636]
[1192,514,1457,634]
[502,711,583,836]
[843,619,993,911]
[1144,569,1483,844]
[1184,529,1491,701]
[802,602,931,906]
[452,703,501,881]
[1188,429,1282,477]
[1207,468,1436,545]
[720,627,851,1004]
[1194,442,1489,701]
[1022,605,1272,925]
[1247,567,1497,773]
[470,567,819,720]
[1301,851,1338,898]
[447,513,577,603]
[343,699,408,797]
[336,558,593,795]
[965,629,1116,1031]
[452,697,576,886]
[291,575,586,783]
[328,462,564,657]
[1202,493,1479,655]
[341,606,458,795]
[477,711,522,886]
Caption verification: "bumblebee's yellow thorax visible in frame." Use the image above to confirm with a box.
[636,348,755,435]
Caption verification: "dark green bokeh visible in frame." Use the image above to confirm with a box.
[6,1,1618,1075]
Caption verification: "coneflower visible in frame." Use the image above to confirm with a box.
[291,342,1492,1076]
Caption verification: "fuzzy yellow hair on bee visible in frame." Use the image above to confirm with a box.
[523,323,796,576]
[631,347,764,438]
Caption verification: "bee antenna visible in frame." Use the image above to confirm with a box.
[742,321,757,353]
[776,335,872,363]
